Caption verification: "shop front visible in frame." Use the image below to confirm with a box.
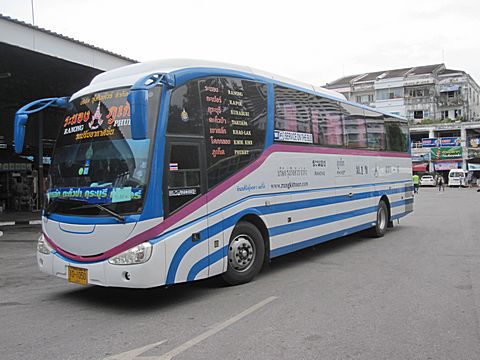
[0,152,36,212]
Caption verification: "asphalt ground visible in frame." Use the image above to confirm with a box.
[1,187,480,359]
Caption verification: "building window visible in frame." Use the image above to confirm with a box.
[413,111,424,119]
[441,110,449,119]
[408,89,425,97]
[377,88,403,101]
[454,109,462,118]
[355,94,373,104]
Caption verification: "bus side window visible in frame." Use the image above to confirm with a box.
[308,95,344,147]
[340,103,367,149]
[274,86,311,134]
[168,81,203,135]
[364,109,386,151]
[385,116,409,152]
[166,144,201,215]
[201,77,267,189]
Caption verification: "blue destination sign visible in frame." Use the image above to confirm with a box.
[439,137,461,147]
[421,138,438,147]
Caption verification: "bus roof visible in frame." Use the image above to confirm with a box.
[71,58,406,121]
[71,58,347,101]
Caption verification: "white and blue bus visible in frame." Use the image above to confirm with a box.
[14,59,413,288]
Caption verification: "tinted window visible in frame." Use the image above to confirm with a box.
[168,81,203,135]
[385,117,409,152]
[274,86,346,146]
[274,86,311,134]
[364,109,385,150]
[200,77,267,188]
[309,96,344,146]
[166,143,201,214]
[340,103,367,149]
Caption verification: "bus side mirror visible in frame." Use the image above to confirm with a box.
[128,72,175,140]
[13,97,68,154]
[128,89,148,140]
[14,113,28,153]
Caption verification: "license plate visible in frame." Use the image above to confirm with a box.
[68,266,88,286]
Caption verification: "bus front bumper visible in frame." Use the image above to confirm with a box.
[37,237,166,288]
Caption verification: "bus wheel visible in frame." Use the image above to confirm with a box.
[223,221,265,285]
[369,200,388,238]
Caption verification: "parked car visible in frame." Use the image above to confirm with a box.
[420,175,436,186]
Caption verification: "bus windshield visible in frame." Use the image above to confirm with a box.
[47,86,161,216]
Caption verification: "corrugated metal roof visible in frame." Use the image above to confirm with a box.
[0,13,137,63]
[326,64,450,87]
[407,64,443,75]
[326,74,360,86]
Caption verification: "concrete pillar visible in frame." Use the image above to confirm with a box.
[461,125,467,170]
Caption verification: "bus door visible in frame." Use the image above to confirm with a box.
[164,138,210,282]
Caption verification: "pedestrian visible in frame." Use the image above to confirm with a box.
[467,171,473,188]
[437,175,445,191]
[459,176,464,188]
[412,174,420,194]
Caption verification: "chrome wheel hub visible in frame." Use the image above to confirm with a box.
[379,207,386,230]
[228,235,256,272]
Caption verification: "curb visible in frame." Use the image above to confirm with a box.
[0,220,42,227]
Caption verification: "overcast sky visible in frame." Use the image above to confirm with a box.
[1,0,479,86]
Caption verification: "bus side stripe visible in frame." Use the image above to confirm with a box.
[187,206,413,280]
[180,198,412,283]
[269,205,378,236]
[150,183,412,245]
[187,245,228,282]
[270,222,375,258]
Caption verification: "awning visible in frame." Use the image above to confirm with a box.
[412,163,428,172]
[440,85,460,92]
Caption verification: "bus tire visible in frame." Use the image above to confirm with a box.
[223,221,265,285]
[369,200,388,238]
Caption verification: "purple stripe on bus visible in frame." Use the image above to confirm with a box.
[44,144,410,262]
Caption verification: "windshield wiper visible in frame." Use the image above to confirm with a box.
[70,203,126,223]
[45,197,125,222]
[44,197,88,217]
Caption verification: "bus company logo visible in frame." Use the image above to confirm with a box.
[88,103,104,130]
[277,166,308,177]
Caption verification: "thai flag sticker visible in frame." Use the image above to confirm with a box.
[169,163,178,171]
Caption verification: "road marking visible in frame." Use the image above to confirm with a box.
[105,296,277,360]
[104,340,167,360]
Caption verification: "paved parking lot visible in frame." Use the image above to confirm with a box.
[1,187,480,359]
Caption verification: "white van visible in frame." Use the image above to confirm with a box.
[448,169,467,187]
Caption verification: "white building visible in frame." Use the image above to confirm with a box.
[325,64,480,123]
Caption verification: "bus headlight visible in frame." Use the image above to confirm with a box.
[37,235,52,255]
[108,242,152,265]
